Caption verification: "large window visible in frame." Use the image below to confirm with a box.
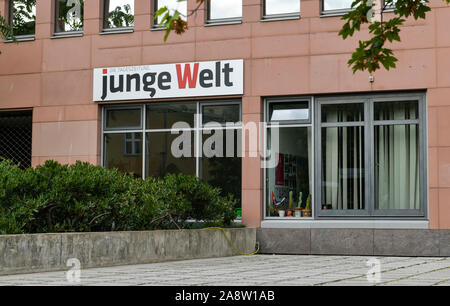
[153,0,187,27]
[265,98,313,218]
[206,0,242,24]
[8,0,36,37]
[316,93,426,217]
[263,0,300,19]
[54,0,84,34]
[103,101,242,211]
[103,0,134,30]
[322,0,353,14]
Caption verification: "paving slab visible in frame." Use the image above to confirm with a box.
[0,255,448,286]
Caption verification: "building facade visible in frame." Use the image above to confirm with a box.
[1,0,450,254]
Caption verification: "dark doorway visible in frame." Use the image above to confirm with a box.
[0,110,33,169]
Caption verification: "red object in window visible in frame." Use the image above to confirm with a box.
[103,69,108,74]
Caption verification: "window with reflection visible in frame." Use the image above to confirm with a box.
[207,0,242,23]
[322,0,353,12]
[103,0,134,29]
[104,133,143,178]
[265,98,313,218]
[269,101,310,122]
[103,102,242,215]
[201,129,242,210]
[154,0,187,26]
[263,0,300,18]
[9,0,36,36]
[55,0,84,33]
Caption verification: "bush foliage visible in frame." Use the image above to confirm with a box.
[0,159,237,235]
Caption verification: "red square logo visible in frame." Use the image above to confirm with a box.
[103,69,108,74]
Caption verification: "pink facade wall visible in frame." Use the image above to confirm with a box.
[0,0,449,228]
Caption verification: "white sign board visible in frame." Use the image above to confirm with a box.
[93,59,243,102]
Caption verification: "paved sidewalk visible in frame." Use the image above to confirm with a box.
[0,255,449,286]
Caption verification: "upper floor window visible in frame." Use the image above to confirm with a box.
[103,0,134,30]
[206,0,242,24]
[153,0,187,27]
[9,0,36,37]
[263,0,300,19]
[322,0,353,14]
[55,0,84,34]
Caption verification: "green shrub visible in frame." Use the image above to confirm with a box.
[0,159,237,234]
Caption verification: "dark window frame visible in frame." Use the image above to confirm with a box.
[102,0,135,33]
[205,0,242,25]
[53,0,84,36]
[320,0,353,16]
[152,0,187,29]
[261,0,300,21]
[314,92,427,219]
[8,0,36,39]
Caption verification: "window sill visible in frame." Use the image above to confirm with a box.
[261,14,300,22]
[261,219,430,229]
[205,19,242,27]
[320,9,352,18]
[51,32,83,39]
[150,25,166,32]
[4,35,35,43]
[100,28,134,35]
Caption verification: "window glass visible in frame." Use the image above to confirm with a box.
[374,101,418,121]
[146,102,197,130]
[154,0,187,25]
[202,104,240,126]
[269,101,309,122]
[374,124,419,210]
[266,127,312,218]
[201,129,242,211]
[208,0,242,21]
[104,133,142,178]
[55,0,84,33]
[323,0,353,11]
[104,0,134,29]
[321,103,364,123]
[106,108,141,129]
[146,132,196,178]
[10,0,36,36]
[264,0,300,16]
[321,126,365,210]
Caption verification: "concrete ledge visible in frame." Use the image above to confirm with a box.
[0,228,256,276]
[257,228,450,257]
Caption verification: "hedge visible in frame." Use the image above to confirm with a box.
[0,159,237,234]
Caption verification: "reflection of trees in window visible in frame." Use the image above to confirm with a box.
[106,3,134,28]
[10,0,36,36]
[56,0,84,33]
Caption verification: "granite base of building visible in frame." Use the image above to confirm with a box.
[257,228,450,257]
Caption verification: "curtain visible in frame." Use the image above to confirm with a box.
[322,105,364,210]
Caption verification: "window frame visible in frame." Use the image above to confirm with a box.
[53,0,84,36]
[102,100,242,182]
[8,0,36,40]
[314,92,427,219]
[320,0,353,17]
[263,96,315,220]
[102,0,135,33]
[266,97,311,126]
[205,0,242,25]
[261,0,300,21]
[152,0,187,29]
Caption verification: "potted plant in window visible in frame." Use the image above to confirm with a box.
[303,194,312,217]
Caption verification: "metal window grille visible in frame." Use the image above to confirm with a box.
[0,111,33,169]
